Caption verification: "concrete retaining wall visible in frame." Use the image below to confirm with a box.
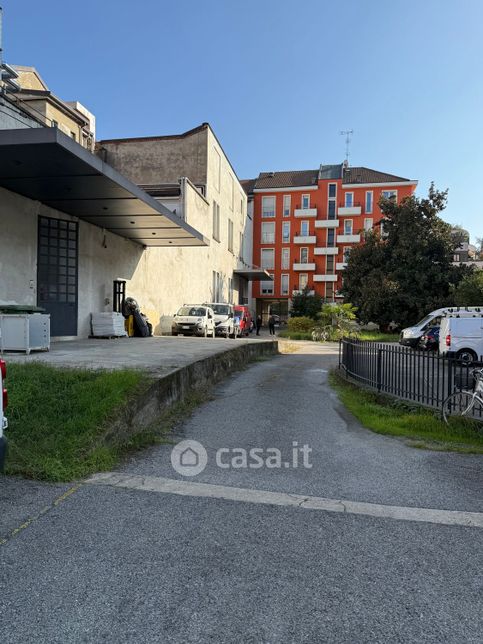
[106,340,278,442]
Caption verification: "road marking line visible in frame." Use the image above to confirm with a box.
[0,485,81,547]
[86,473,483,528]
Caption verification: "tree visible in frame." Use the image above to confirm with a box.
[290,287,323,320]
[451,270,483,306]
[342,184,468,329]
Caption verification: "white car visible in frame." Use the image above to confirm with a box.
[439,316,483,364]
[203,303,238,338]
[171,305,216,338]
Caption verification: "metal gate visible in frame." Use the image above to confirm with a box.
[37,216,78,336]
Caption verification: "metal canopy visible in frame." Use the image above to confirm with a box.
[234,268,273,281]
[0,128,208,247]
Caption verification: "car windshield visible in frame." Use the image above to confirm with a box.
[177,307,206,317]
[233,309,245,319]
[211,305,231,315]
[414,314,434,327]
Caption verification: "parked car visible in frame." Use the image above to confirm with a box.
[203,303,237,338]
[171,305,216,337]
[418,326,440,351]
[399,307,483,347]
[0,359,7,472]
[233,306,253,337]
[439,316,483,364]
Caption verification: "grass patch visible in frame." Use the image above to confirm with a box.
[330,370,483,453]
[357,330,399,342]
[4,363,153,481]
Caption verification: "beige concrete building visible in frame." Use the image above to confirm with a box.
[98,123,257,321]
[10,66,96,150]
[0,75,257,338]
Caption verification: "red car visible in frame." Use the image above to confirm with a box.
[233,306,253,337]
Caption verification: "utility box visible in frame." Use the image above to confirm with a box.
[0,314,50,354]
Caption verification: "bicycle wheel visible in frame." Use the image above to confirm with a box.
[442,391,475,424]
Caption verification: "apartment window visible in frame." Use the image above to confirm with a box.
[282,221,290,243]
[228,277,233,303]
[70,131,76,141]
[230,176,234,210]
[300,220,309,236]
[328,183,336,199]
[326,255,335,273]
[343,247,351,262]
[212,201,220,241]
[262,196,276,218]
[382,190,397,201]
[239,232,244,261]
[327,228,335,247]
[300,247,309,264]
[299,273,308,290]
[365,191,373,214]
[281,274,289,296]
[281,247,290,270]
[283,195,291,217]
[344,220,353,235]
[261,222,275,244]
[344,192,354,207]
[302,194,310,209]
[326,283,334,299]
[364,217,373,231]
[261,276,274,295]
[328,200,336,219]
[261,248,275,270]
[228,219,234,252]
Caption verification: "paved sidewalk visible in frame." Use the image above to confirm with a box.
[4,334,274,375]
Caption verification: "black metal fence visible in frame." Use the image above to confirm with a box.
[339,338,483,415]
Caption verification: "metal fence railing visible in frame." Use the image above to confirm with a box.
[339,338,483,416]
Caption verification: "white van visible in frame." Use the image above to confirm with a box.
[439,316,483,364]
[399,307,483,347]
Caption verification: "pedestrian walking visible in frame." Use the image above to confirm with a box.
[256,314,262,335]
[268,314,276,336]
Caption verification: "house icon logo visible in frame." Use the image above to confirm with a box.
[180,447,199,467]
[171,440,208,476]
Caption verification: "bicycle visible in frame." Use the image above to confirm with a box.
[442,367,483,425]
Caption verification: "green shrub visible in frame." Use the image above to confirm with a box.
[287,316,314,333]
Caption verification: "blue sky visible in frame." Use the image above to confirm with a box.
[4,0,482,241]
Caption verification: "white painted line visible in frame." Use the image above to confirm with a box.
[86,473,483,528]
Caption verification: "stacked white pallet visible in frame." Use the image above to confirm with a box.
[91,312,127,338]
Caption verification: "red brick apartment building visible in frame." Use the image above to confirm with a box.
[242,164,417,321]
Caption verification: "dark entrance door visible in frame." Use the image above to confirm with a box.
[37,216,78,336]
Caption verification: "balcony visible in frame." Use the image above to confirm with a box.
[338,203,362,216]
[336,262,347,270]
[314,247,338,255]
[313,274,338,282]
[293,235,316,244]
[294,207,317,218]
[315,219,339,228]
[337,234,361,243]
[293,262,316,271]
[292,289,315,296]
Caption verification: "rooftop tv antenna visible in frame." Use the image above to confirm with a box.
[340,129,353,165]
